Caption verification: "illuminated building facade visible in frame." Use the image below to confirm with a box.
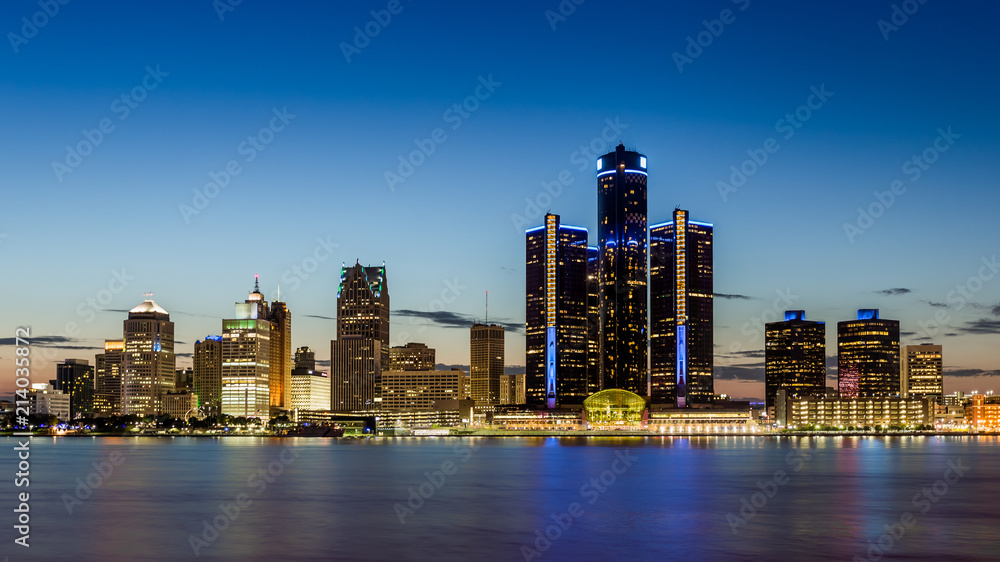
[382,369,464,410]
[290,369,331,412]
[121,297,176,416]
[525,213,589,407]
[597,143,648,395]
[500,373,526,405]
[221,282,272,417]
[389,342,436,371]
[95,339,124,416]
[649,209,714,406]
[838,309,900,398]
[330,336,381,411]
[785,396,931,428]
[586,246,601,394]
[194,336,223,412]
[331,262,389,412]
[967,394,1000,431]
[54,359,94,419]
[764,311,826,408]
[268,299,292,411]
[470,323,504,406]
[901,344,943,398]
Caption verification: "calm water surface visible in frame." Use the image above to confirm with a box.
[2,435,998,561]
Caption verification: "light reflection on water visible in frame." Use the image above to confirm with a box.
[3,435,998,561]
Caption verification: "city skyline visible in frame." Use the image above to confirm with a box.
[2,1,1000,402]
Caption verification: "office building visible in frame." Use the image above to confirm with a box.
[163,390,199,419]
[838,309,900,398]
[95,339,124,416]
[330,336,382,411]
[389,342,436,371]
[294,346,316,371]
[221,282,272,417]
[54,359,95,419]
[175,367,194,391]
[268,299,292,411]
[764,311,826,409]
[470,323,504,406]
[290,369,331,412]
[382,369,464,411]
[194,336,223,413]
[785,396,931,429]
[525,213,589,407]
[586,246,600,394]
[500,373,526,405]
[650,208,714,406]
[597,143,648,395]
[121,296,176,416]
[901,344,943,398]
[27,383,70,420]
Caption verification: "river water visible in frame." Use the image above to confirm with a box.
[2,435,997,561]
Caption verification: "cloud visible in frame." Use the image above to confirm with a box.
[955,318,1000,335]
[714,293,754,300]
[304,314,336,320]
[316,359,331,368]
[396,310,523,334]
[0,335,81,347]
[714,364,764,382]
[176,352,193,358]
[925,301,948,308]
[992,304,1000,316]
[875,288,911,296]
[436,363,525,376]
[719,349,765,359]
[900,331,917,336]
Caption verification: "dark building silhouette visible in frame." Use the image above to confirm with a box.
[54,359,94,419]
[649,209,714,406]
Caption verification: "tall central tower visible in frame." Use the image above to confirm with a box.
[331,262,389,411]
[597,143,648,395]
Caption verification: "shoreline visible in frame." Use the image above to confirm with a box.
[2,431,995,438]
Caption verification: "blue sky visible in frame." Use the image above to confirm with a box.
[2,0,999,400]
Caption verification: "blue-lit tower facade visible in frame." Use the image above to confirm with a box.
[597,143,648,395]
[650,209,714,407]
[526,213,589,408]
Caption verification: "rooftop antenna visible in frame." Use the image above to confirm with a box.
[143,292,153,300]
[485,289,488,325]
[253,273,260,293]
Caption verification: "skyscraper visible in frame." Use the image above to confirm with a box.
[54,359,94,419]
[221,281,271,417]
[470,323,504,406]
[121,296,175,416]
[764,311,826,409]
[193,336,223,413]
[94,339,124,416]
[596,143,648,395]
[901,344,943,398]
[838,309,900,398]
[586,246,601,395]
[649,209,714,407]
[330,336,381,411]
[525,213,589,408]
[267,299,292,411]
[330,262,389,411]
[294,346,316,371]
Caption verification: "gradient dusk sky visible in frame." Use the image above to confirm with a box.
[2,0,998,400]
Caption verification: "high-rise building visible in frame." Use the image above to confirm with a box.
[500,373,527,405]
[389,342,436,371]
[221,282,272,417]
[838,309,900,398]
[294,346,316,371]
[54,359,94,419]
[586,246,601,395]
[290,370,331,411]
[331,262,389,412]
[330,336,381,411]
[764,311,826,409]
[382,369,464,410]
[525,213,589,408]
[121,297,175,416]
[175,367,194,391]
[901,344,943,398]
[470,324,504,406]
[596,143,648,395]
[267,299,292,411]
[193,336,223,413]
[649,209,714,407]
[95,340,124,416]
